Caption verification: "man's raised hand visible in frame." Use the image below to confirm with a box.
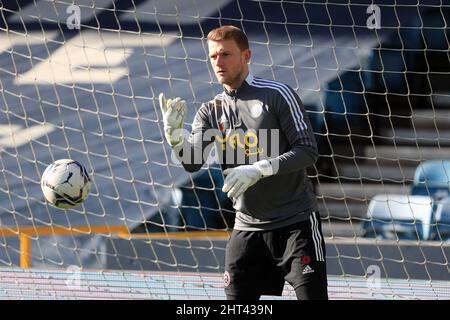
[159,93,187,147]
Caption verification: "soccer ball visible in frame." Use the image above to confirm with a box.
[41,159,91,209]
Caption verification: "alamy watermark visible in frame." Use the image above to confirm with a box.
[366,5,381,30]
[66,5,81,30]
[366,265,382,292]
[65,265,82,290]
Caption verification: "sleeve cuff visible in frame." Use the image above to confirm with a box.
[254,159,274,177]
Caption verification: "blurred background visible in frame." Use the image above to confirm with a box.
[0,0,449,298]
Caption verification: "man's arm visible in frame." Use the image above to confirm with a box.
[268,86,318,175]
[222,87,317,199]
[159,94,215,173]
[175,104,216,172]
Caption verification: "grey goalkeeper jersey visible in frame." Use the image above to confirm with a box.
[176,73,319,231]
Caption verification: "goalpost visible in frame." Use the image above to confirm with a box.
[0,0,449,299]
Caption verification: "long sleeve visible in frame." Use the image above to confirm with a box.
[268,87,318,175]
[174,104,216,172]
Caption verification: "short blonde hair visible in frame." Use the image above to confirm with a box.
[207,25,249,51]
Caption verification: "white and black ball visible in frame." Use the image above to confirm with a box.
[41,159,91,209]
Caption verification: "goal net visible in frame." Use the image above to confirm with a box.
[0,0,449,299]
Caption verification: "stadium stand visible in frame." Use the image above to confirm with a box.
[363,194,434,241]
[411,160,450,200]
[1,0,449,300]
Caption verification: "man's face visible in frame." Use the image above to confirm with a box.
[208,39,251,89]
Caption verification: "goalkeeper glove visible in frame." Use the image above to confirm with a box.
[222,160,273,199]
[159,93,186,147]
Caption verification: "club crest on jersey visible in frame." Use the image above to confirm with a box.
[249,102,263,118]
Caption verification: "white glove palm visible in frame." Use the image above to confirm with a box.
[159,93,186,146]
[222,160,273,199]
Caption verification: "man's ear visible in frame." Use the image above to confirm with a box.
[243,48,252,64]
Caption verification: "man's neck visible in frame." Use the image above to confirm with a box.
[223,70,249,91]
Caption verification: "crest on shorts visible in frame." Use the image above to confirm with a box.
[301,255,312,265]
[223,271,231,287]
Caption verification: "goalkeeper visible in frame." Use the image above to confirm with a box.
[159,25,327,300]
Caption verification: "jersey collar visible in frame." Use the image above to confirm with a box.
[245,73,254,85]
[223,72,254,97]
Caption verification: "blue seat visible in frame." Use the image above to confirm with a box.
[364,49,411,94]
[411,160,450,200]
[174,164,231,230]
[412,8,450,51]
[430,197,450,241]
[394,8,450,81]
[363,194,434,240]
[362,9,448,95]
[324,71,366,135]
[304,102,326,137]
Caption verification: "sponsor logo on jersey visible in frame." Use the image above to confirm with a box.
[215,129,264,157]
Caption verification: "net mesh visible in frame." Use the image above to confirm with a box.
[0,0,449,299]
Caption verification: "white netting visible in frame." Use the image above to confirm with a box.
[0,0,449,299]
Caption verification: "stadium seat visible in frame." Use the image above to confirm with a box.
[411,160,450,200]
[430,197,450,241]
[411,8,450,51]
[304,101,326,137]
[363,194,434,240]
[397,8,450,91]
[361,9,450,96]
[175,164,233,230]
[324,71,367,136]
[364,49,412,95]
